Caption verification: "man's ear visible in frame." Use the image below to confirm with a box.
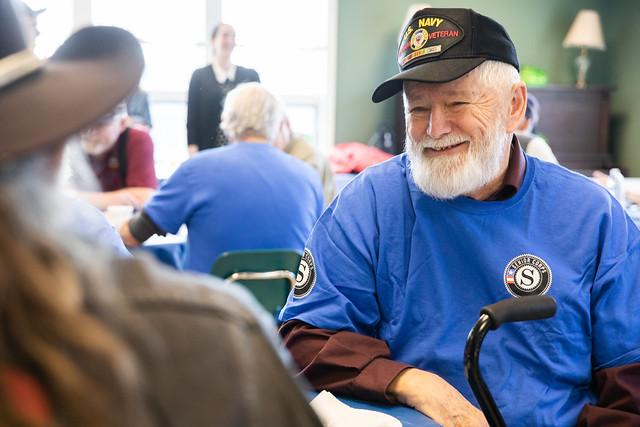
[505,81,527,133]
[273,119,288,150]
[276,117,292,150]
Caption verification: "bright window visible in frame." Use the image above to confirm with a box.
[91,0,206,93]
[222,0,332,150]
[28,0,73,59]
[30,0,335,179]
[90,0,208,177]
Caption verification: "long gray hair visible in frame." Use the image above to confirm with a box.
[0,149,149,426]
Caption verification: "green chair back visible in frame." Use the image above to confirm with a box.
[211,249,303,317]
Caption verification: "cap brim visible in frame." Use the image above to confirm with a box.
[0,27,143,162]
[372,57,486,103]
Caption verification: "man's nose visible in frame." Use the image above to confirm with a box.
[426,106,452,139]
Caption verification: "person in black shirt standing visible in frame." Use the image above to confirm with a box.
[186,23,259,155]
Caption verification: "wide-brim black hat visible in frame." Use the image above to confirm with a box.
[372,8,519,103]
[0,0,144,162]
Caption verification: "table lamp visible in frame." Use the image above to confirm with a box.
[562,9,606,89]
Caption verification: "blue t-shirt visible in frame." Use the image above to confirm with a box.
[144,142,323,273]
[65,196,130,256]
[280,154,640,426]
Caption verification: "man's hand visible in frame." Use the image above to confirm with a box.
[626,190,640,205]
[119,220,141,247]
[388,368,488,427]
[592,170,610,188]
[78,187,154,210]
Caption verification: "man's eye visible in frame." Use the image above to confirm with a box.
[408,107,430,115]
[450,101,468,107]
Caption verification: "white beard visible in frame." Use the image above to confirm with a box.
[80,137,113,156]
[406,119,511,200]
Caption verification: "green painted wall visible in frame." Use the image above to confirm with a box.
[335,0,622,158]
[607,1,640,175]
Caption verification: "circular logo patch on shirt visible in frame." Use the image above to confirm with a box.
[294,248,316,298]
[503,254,552,297]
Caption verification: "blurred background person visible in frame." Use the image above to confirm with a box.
[72,103,158,210]
[0,3,321,426]
[275,116,335,206]
[121,83,323,273]
[17,0,43,47]
[515,93,559,164]
[187,23,260,156]
[592,168,640,205]
[11,1,130,256]
[125,86,152,130]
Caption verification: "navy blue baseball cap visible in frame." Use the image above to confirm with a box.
[372,8,519,103]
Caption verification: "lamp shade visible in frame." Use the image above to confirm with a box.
[563,10,606,50]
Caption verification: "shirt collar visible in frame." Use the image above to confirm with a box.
[486,135,526,201]
[211,63,237,84]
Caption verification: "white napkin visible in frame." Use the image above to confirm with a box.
[310,390,402,427]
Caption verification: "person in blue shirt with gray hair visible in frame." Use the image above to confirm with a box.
[121,82,323,273]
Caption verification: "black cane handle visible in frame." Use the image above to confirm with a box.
[481,295,557,330]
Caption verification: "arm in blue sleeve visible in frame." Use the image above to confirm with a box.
[280,175,382,335]
[142,161,197,235]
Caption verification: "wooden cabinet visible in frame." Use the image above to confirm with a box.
[394,85,613,172]
[529,86,612,172]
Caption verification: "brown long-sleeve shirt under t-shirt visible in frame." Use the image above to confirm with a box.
[280,138,640,425]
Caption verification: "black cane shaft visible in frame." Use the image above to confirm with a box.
[464,314,506,427]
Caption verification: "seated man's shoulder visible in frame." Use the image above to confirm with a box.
[274,146,324,184]
[531,159,622,216]
[184,144,236,167]
[65,196,130,255]
[99,256,321,427]
[366,152,406,173]
[348,153,408,190]
[287,137,317,163]
[109,255,261,328]
[534,159,609,196]
[328,154,408,214]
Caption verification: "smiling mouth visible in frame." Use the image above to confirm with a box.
[425,141,467,153]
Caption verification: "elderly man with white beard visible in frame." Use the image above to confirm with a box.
[278,8,640,427]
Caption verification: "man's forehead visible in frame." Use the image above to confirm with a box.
[403,78,479,100]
